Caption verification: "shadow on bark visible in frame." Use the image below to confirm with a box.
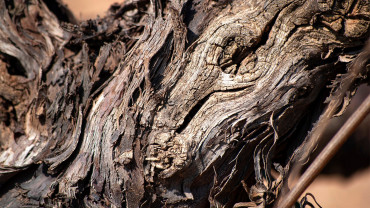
[0,0,369,207]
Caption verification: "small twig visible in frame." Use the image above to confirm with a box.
[277,94,370,208]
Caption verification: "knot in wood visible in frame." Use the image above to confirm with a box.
[146,133,189,178]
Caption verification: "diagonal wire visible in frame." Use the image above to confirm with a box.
[277,94,370,208]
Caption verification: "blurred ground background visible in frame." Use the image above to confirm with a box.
[64,0,117,20]
[302,84,370,208]
[62,1,370,207]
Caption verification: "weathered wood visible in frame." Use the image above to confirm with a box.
[0,0,369,207]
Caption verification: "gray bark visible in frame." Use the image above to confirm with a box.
[0,0,369,207]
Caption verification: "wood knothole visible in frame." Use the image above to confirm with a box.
[210,35,263,87]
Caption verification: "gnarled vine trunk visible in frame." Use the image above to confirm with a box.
[0,0,369,207]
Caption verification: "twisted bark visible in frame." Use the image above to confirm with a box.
[0,0,369,207]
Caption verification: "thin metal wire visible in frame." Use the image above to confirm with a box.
[278,94,370,208]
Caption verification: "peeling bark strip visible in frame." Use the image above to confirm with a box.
[0,0,369,207]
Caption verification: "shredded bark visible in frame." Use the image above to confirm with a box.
[0,0,369,207]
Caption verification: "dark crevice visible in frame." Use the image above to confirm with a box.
[0,52,27,78]
[244,124,270,141]
[38,114,46,125]
[3,113,11,126]
[0,164,38,198]
[149,33,173,89]
[273,112,311,167]
[4,0,14,11]
[344,0,357,17]
[176,87,251,134]
[91,69,114,96]
[256,8,281,48]
[128,80,144,107]
[129,87,140,108]
[0,96,15,126]
[176,93,212,133]
[214,86,254,94]
[342,45,366,54]
[75,161,94,205]
[182,0,199,47]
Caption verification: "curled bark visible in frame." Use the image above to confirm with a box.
[0,0,369,207]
